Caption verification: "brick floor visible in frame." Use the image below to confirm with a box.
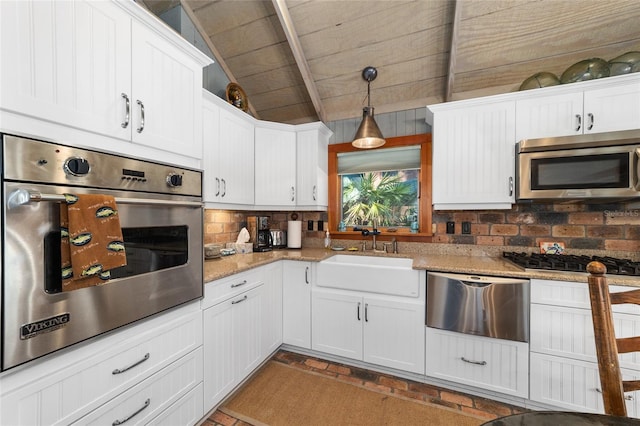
[206,349,525,425]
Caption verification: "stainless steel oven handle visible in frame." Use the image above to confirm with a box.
[7,189,202,209]
[635,148,640,190]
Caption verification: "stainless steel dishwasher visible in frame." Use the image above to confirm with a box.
[426,272,530,343]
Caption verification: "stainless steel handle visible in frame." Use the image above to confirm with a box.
[231,295,248,304]
[596,388,633,400]
[291,186,295,202]
[121,93,130,128]
[215,177,220,197]
[357,302,361,321]
[575,114,582,131]
[635,148,640,190]
[112,353,150,375]
[312,185,317,201]
[365,303,368,322]
[221,179,226,197]
[112,398,150,425]
[587,112,594,130]
[305,266,309,284]
[136,100,145,133]
[7,189,202,209]
[508,176,513,197]
[231,280,247,288]
[461,356,487,366]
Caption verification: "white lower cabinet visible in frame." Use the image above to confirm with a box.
[425,327,529,398]
[282,260,312,348]
[202,265,282,412]
[529,279,640,417]
[0,303,203,426]
[312,287,425,374]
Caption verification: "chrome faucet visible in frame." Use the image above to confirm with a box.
[382,238,398,254]
[361,225,383,252]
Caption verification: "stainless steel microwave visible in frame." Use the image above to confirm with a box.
[516,129,640,201]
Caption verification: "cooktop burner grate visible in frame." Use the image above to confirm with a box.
[503,252,640,276]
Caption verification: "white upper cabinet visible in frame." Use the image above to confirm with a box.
[254,124,297,206]
[515,74,640,141]
[254,121,332,210]
[296,123,331,209]
[0,0,211,164]
[429,99,516,210]
[202,91,255,206]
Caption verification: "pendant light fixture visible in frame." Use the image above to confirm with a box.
[352,66,385,149]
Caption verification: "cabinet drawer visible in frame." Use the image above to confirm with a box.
[530,352,640,417]
[531,279,640,315]
[531,303,640,370]
[203,267,264,309]
[0,305,202,426]
[146,382,203,426]
[425,327,529,398]
[73,347,203,425]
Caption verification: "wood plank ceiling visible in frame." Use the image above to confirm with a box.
[143,0,640,125]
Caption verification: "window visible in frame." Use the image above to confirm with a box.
[328,134,432,242]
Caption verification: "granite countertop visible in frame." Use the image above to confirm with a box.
[204,249,640,287]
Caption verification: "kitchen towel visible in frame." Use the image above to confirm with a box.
[287,220,301,248]
[60,194,127,292]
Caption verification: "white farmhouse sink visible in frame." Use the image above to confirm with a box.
[317,254,419,297]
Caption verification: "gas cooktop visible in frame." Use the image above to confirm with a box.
[503,252,640,277]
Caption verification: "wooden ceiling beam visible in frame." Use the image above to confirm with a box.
[179,0,260,119]
[272,0,327,123]
[445,0,462,102]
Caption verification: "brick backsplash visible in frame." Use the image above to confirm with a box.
[204,209,328,245]
[205,202,639,253]
[432,201,640,252]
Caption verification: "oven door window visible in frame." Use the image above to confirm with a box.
[45,226,189,293]
[530,153,629,190]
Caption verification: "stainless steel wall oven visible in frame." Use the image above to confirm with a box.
[1,134,203,371]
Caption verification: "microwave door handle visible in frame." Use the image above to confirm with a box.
[635,148,640,190]
[7,189,202,209]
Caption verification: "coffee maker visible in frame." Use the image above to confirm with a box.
[247,216,273,252]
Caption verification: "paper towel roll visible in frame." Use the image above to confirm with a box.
[287,221,302,248]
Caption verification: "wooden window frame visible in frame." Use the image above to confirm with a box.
[328,134,432,243]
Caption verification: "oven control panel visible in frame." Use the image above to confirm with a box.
[2,134,202,197]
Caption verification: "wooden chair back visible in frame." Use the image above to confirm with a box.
[587,260,640,417]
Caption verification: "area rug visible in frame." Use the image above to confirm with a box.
[220,361,485,426]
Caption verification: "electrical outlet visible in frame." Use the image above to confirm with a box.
[307,220,314,231]
[446,221,455,234]
[462,222,471,234]
[317,220,324,231]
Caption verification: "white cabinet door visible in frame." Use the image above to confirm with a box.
[233,285,265,380]
[202,297,235,411]
[261,262,283,357]
[312,288,363,360]
[254,126,297,206]
[217,108,255,205]
[130,19,203,159]
[515,92,584,140]
[425,327,529,398]
[296,126,330,209]
[431,100,516,210]
[583,82,640,134]
[202,92,222,203]
[363,296,425,374]
[282,261,312,348]
[0,0,131,140]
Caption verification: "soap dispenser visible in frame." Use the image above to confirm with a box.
[324,230,331,249]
